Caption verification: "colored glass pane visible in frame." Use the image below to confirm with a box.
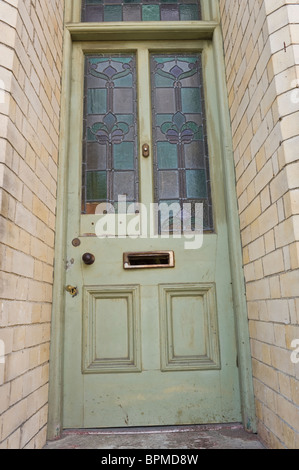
[86,143,107,170]
[151,53,213,231]
[179,4,199,20]
[157,142,178,169]
[113,171,136,200]
[86,171,107,200]
[104,5,123,21]
[159,171,180,199]
[181,88,202,113]
[160,4,180,20]
[186,169,207,198]
[142,5,160,21]
[123,5,142,21]
[113,142,135,169]
[82,0,201,21]
[87,89,107,114]
[82,54,138,214]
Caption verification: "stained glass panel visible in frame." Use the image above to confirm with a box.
[151,53,213,232]
[82,54,138,214]
[82,0,201,22]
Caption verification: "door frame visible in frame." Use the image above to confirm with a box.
[47,0,256,439]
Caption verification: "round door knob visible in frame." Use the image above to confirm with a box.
[82,253,95,265]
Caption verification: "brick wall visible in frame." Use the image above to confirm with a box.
[219,0,299,449]
[0,0,64,448]
[1,0,299,450]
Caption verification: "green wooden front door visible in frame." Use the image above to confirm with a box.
[62,40,242,428]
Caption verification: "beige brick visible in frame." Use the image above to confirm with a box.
[270,168,289,203]
[289,243,299,269]
[32,195,49,225]
[6,429,21,449]
[251,339,272,364]
[263,406,282,440]
[290,378,299,407]
[264,229,275,254]
[269,275,281,299]
[28,345,39,370]
[248,236,265,262]
[246,278,271,301]
[267,299,290,323]
[280,111,299,141]
[2,167,23,202]
[274,326,287,349]
[250,319,275,343]
[282,422,297,449]
[280,136,299,166]
[285,325,299,349]
[247,301,260,320]
[274,216,298,248]
[0,43,15,71]
[0,271,18,300]
[280,269,299,297]
[284,190,299,219]
[30,425,47,449]
[240,196,262,229]
[11,250,34,278]
[0,400,27,442]
[271,345,295,375]
[12,326,26,351]
[0,383,10,415]
[262,249,285,276]
[254,259,264,280]
[30,238,49,263]
[258,204,279,236]
[277,395,299,433]
[20,412,41,449]
[252,358,279,390]
[261,186,271,212]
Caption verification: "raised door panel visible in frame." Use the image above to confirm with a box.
[82,285,141,373]
[159,283,220,371]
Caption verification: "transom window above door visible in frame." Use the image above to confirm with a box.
[82,0,202,22]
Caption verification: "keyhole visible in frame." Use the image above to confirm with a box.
[142,144,150,158]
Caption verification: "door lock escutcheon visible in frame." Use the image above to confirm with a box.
[65,285,78,297]
[142,144,150,158]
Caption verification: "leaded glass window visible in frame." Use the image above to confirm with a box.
[82,54,138,214]
[82,0,201,22]
[150,53,213,232]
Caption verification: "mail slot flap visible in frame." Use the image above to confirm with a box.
[123,251,175,269]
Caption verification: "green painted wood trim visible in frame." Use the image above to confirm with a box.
[212,23,257,433]
[47,28,73,441]
[201,0,215,21]
[66,21,218,42]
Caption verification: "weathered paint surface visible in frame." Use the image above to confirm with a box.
[62,40,242,428]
